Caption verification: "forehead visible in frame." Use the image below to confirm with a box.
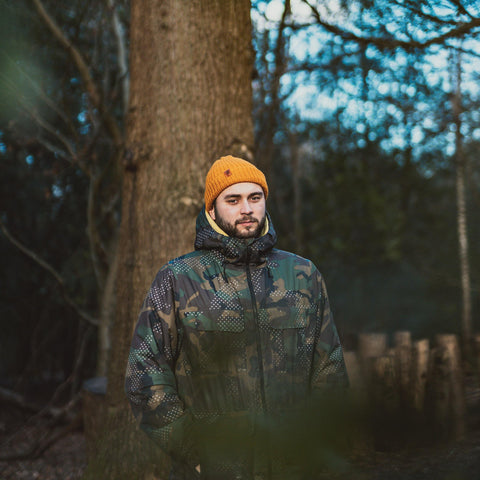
[218,182,264,198]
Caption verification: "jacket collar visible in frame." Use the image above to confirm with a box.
[194,207,277,264]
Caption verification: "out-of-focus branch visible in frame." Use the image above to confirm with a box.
[0,407,83,461]
[31,0,123,148]
[1,56,79,139]
[107,0,130,114]
[35,137,71,162]
[393,0,462,26]
[0,219,98,326]
[22,104,78,161]
[87,172,107,289]
[449,0,475,19]
[303,0,480,50]
[31,0,100,105]
[0,386,41,413]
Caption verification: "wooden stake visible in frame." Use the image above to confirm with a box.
[394,331,412,407]
[358,333,388,368]
[371,354,398,412]
[410,339,429,412]
[429,334,466,440]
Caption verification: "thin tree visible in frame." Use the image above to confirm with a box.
[451,45,473,353]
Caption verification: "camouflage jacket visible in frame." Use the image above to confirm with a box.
[125,210,348,480]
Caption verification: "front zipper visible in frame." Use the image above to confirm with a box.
[246,249,272,480]
[245,251,267,413]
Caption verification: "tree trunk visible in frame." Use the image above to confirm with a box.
[85,1,254,478]
[255,0,290,178]
[289,129,303,253]
[452,46,472,354]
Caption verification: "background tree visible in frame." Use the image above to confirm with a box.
[251,0,480,341]
[83,1,255,478]
[451,45,473,352]
[0,0,126,395]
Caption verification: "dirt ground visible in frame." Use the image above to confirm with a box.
[0,429,86,480]
[1,405,480,480]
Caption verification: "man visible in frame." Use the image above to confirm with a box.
[125,155,348,480]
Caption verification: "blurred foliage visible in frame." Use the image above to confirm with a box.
[0,0,479,391]
[0,0,126,387]
[252,0,480,342]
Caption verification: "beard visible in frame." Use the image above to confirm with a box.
[214,207,266,239]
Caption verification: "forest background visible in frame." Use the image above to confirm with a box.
[0,0,479,476]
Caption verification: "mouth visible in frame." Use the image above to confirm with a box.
[236,219,257,226]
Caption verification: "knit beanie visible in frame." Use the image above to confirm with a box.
[204,155,269,211]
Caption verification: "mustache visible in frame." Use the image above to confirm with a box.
[235,216,258,225]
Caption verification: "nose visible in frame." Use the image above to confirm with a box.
[239,198,253,215]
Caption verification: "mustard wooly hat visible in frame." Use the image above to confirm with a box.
[204,155,269,211]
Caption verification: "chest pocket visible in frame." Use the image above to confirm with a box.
[264,305,317,373]
[181,310,246,373]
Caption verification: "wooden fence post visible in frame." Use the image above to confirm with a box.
[429,334,466,441]
[371,354,398,412]
[357,333,388,363]
[394,331,412,407]
[410,339,430,412]
[343,351,363,393]
[357,333,388,385]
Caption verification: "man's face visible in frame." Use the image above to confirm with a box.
[208,182,266,239]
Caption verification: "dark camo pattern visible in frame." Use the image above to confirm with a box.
[125,210,348,479]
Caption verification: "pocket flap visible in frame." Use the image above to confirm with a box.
[183,310,245,332]
[268,306,316,329]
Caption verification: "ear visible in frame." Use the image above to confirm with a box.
[208,206,216,220]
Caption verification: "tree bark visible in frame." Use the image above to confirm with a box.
[86,1,255,478]
[452,46,473,353]
[289,129,303,253]
[255,0,290,178]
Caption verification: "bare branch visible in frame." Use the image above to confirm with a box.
[449,0,475,19]
[0,77,86,169]
[0,411,82,461]
[34,413,83,458]
[35,137,73,162]
[0,386,42,413]
[1,55,79,139]
[21,105,78,161]
[0,219,98,326]
[302,0,480,51]
[31,0,123,148]
[87,173,107,289]
[392,0,461,26]
[31,0,100,105]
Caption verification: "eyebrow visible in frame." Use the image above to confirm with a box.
[223,191,263,200]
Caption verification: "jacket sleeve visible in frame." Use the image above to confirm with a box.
[311,274,349,390]
[125,267,199,469]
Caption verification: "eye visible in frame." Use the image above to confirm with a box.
[251,195,261,202]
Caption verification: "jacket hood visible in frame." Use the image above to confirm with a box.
[194,207,277,264]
